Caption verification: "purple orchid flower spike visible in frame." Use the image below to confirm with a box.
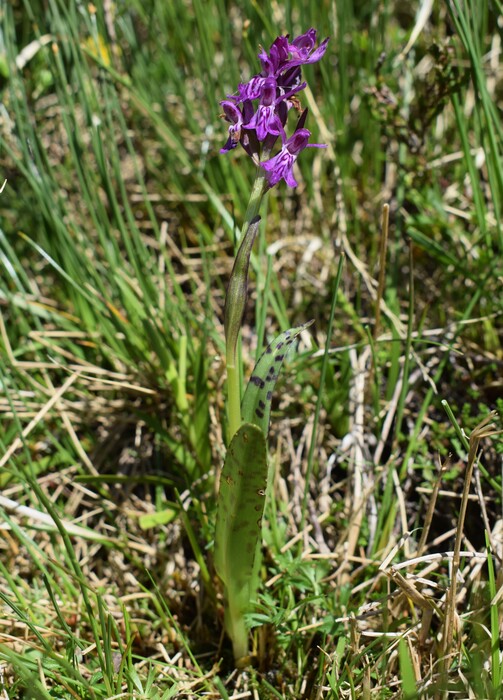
[261,126,326,188]
[219,28,329,188]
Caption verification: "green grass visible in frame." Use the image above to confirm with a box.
[0,0,502,697]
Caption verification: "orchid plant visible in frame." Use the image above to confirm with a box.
[213,28,329,666]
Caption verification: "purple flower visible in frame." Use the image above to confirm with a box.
[286,29,329,68]
[219,101,245,153]
[220,99,256,156]
[277,65,303,93]
[260,127,326,188]
[243,78,284,141]
[243,77,306,141]
[258,35,290,76]
[258,28,329,77]
[236,75,267,102]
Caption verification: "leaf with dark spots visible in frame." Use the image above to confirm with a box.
[241,321,313,437]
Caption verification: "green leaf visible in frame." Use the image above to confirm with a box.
[241,321,313,436]
[214,422,268,662]
[224,216,260,364]
[191,342,211,471]
[398,638,418,699]
[138,506,179,530]
[214,422,267,589]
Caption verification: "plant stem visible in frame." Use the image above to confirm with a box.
[225,171,267,441]
[226,360,242,440]
[239,171,267,244]
[225,592,250,665]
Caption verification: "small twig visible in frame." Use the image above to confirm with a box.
[415,455,450,558]
[473,461,499,563]
[440,412,500,691]
[374,203,390,345]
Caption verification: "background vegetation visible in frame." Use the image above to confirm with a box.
[0,0,502,697]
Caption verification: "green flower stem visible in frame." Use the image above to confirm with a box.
[239,171,267,246]
[225,171,267,441]
[226,361,242,441]
[225,588,251,665]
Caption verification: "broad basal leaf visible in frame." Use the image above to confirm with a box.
[214,421,268,662]
[214,422,268,593]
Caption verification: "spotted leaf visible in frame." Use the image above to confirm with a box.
[241,321,313,436]
[214,422,268,660]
